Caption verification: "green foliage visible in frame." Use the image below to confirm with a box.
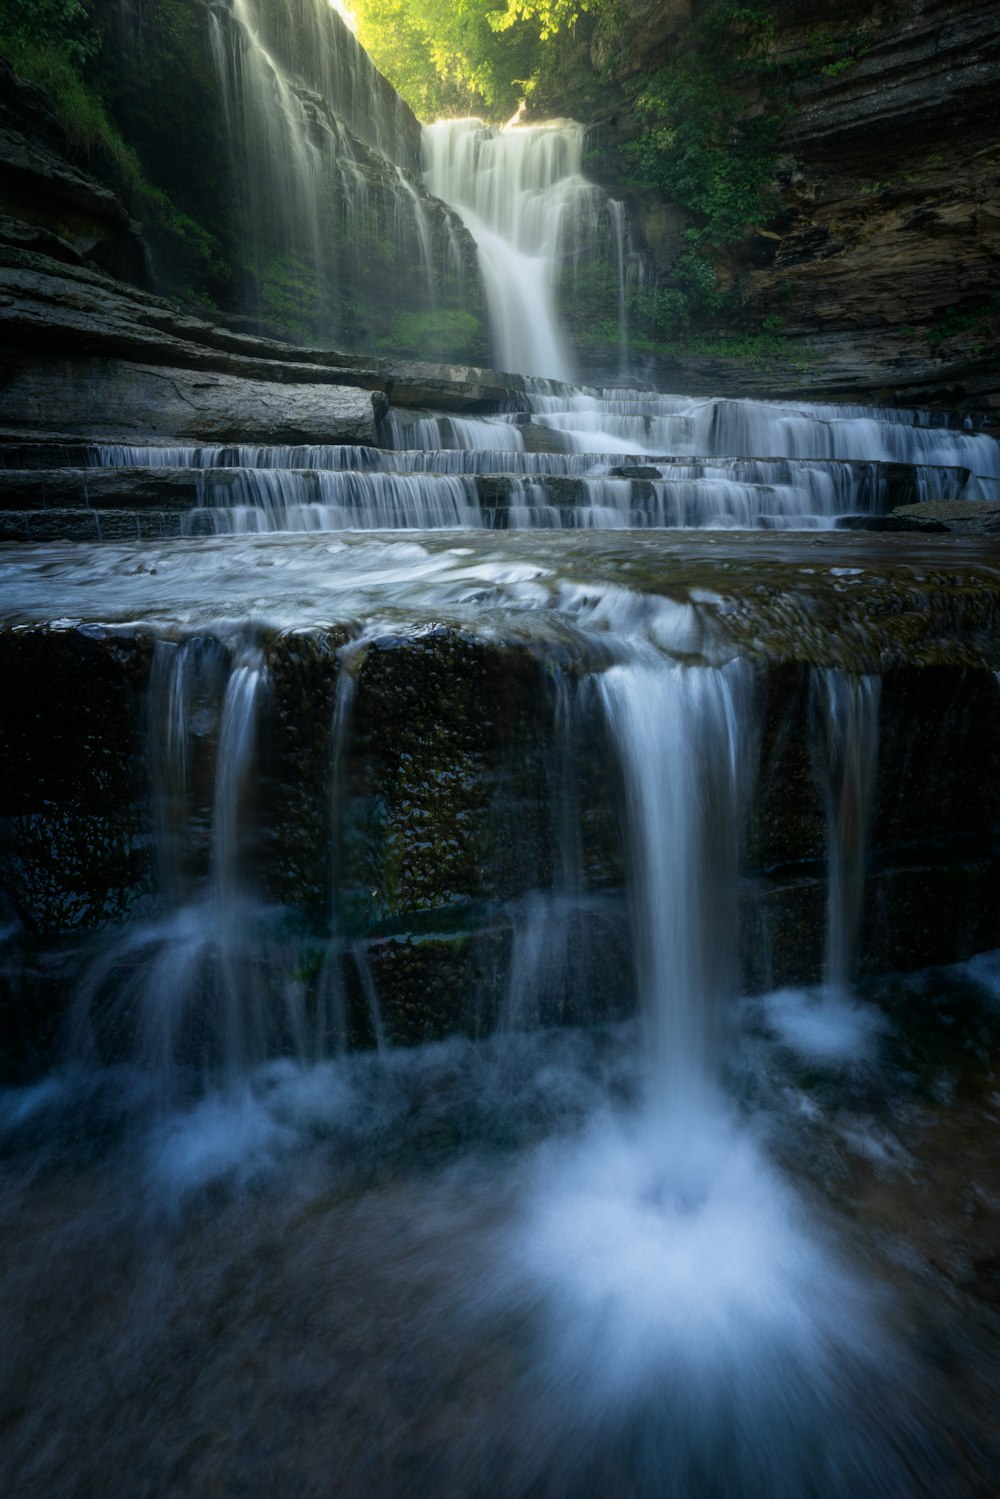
[673,246,733,316]
[926,298,1000,354]
[376,307,485,360]
[0,36,126,162]
[0,0,97,65]
[0,1,229,302]
[350,0,583,119]
[487,0,589,44]
[622,1,782,250]
[260,251,321,342]
[786,22,874,79]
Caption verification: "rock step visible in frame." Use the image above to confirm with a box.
[1,458,986,537]
[0,457,973,502]
[2,622,998,1066]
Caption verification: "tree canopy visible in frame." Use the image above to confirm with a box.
[348,0,589,120]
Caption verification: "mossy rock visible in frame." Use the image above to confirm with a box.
[0,625,154,934]
[339,630,553,931]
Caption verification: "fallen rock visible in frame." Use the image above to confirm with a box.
[838,513,950,533]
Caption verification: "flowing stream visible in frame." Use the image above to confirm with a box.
[3,18,1000,1498]
[3,524,1000,1493]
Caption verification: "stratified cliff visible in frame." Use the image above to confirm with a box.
[0,0,486,361]
[0,0,995,404]
[563,0,1000,410]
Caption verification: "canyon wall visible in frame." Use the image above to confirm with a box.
[563,0,1000,407]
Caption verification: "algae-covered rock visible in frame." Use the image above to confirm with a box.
[339,630,553,932]
[0,625,153,935]
[258,627,349,920]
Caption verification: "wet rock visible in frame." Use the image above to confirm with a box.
[0,63,146,284]
[1,616,999,1067]
[0,626,154,937]
[890,499,1000,535]
[259,628,350,920]
[838,514,950,533]
[0,356,384,445]
[339,630,553,931]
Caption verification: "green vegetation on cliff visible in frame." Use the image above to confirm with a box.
[0,0,230,302]
[349,0,794,346]
[622,5,782,249]
[349,0,596,119]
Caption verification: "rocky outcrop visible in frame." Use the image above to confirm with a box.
[739,0,1000,408]
[2,581,999,1071]
[0,359,384,446]
[574,0,1000,409]
[0,62,147,284]
[0,242,567,443]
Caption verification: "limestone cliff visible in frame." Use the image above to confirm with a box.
[565,0,1000,410]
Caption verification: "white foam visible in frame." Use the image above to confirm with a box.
[763,985,886,1064]
[511,1108,891,1421]
[144,1060,355,1199]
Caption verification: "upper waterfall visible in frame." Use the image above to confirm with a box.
[223,0,424,172]
[423,118,628,381]
[203,0,484,356]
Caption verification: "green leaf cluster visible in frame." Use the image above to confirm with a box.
[349,0,584,120]
[623,1,782,251]
[0,0,97,66]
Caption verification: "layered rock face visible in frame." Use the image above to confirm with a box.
[579,0,1000,408]
[0,64,147,285]
[746,0,1000,409]
[3,546,999,1075]
[0,0,486,361]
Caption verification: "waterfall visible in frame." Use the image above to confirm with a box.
[814,671,882,995]
[80,386,997,534]
[206,0,478,352]
[599,658,751,1114]
[763,670,886,1065]
[423,119,627,381]
[501,673,604,1035]
[70,636,306,1094]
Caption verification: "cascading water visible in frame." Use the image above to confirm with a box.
[206,0,478,352]
[423,119,628,380]
[505,649,927,1496]
[816,671,882,996]
[3,523,998,1494]
[764,671,886,1064]
[77,387,998,535]
[4,16,1000,1497]
[598,657,750,1113]
[70,636,304,1093]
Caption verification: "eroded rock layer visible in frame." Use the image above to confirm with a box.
[2,534,999,1074]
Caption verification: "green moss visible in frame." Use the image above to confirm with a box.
[926,297,1000,353]
[0,37,128,165]
[1,6,231,302]
[375,307,486,362]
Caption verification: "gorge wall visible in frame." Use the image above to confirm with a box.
[1,0,996,402]
[0,0,487,362]
[552,0,1000,408]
